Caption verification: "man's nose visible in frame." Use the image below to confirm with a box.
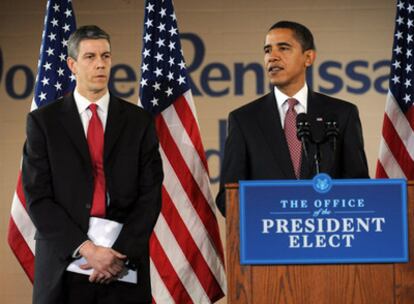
[96,57,106,68]
[270,49,281,60]
[267,49,280,62]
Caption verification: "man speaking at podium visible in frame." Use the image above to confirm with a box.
[216,21,369,216]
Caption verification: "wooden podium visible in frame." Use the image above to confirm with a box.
[225,182,414,304]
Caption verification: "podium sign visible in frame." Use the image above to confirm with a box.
[239,174,408,264]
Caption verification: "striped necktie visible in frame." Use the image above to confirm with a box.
[284,98,301,178]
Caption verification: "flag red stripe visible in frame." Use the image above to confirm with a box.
[7,218,34,282]
[150,233,193,303]
[173,95,209,172]
[9,171,35,281]
[375,159,389,178]
[382,114,414,178]
[155,115,224,263]
[161,186,224,299]
[16,172,27,208]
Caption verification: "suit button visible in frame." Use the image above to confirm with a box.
[86,203,91,209]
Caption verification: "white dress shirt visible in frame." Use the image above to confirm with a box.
[74,89,110,135]
[274,84,308,128]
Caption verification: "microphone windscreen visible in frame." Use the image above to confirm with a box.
[296,113,308,126]
[325,114,338,125]
[310,116,325,144]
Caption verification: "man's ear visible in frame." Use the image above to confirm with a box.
[67,56,76,74]
[304,49,316,67]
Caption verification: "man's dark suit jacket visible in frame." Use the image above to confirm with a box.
[216,90,369,216]
[22,93,163,304]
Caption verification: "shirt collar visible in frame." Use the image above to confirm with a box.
[74,89,110,114]
[274,84,308,111]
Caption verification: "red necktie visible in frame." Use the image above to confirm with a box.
[87,104,106,217]
[284,98,302,178]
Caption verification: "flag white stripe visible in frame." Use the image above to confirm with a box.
[378,137,406,178]
[10,193,36,253]
[153,214,210,303]
[159,147,226,289]
[150,259,175,304]
[385,91,414,161]
[30,99,39,112]
[161,105,215,210]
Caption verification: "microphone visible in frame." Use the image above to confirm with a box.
[308,115,326,175]
[296,113,310,160]
[325,115,339,152]
[310,116,326,144]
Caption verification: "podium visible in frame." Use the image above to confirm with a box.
[225,181,414,304]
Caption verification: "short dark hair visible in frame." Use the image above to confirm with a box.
[67,25,111,59]
[268,21,315,51]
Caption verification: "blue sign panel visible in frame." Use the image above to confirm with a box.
[239,175,408,264]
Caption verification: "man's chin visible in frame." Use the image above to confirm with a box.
[269,79,284,87]
[91,84,108,92]
[89,87,108,95]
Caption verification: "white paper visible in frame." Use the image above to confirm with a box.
[66,217,137,283]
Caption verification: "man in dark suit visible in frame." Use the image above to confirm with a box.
[216,21,369,216]
[22,25,163,304]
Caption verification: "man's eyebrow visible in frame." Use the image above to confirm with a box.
[263,42,292,50]
[277,42,292,47]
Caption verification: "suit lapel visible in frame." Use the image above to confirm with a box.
[59,94,91,165]
[104,95,126,161]
[307,90,324,118]
[256,93,296,179]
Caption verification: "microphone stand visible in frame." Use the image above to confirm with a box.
[314,143,321,174]
[296,114,313,176]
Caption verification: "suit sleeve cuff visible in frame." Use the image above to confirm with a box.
[72,240,91,259]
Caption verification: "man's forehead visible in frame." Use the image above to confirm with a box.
[264,28,298,45]
[78,39,110,51]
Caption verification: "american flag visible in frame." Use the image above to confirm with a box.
[7,0,76,281]
[139,0,226,303]
[376,0,414,179]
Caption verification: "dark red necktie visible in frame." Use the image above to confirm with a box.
[284,98,302,178]
[87,104,106,217]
